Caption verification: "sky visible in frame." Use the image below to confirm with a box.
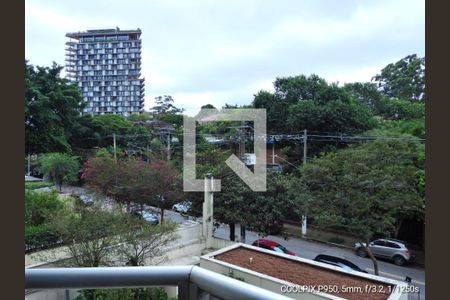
[25,0,425,116]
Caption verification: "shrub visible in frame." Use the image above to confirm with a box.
[25,190,66,226]
[75,287,170,300]
[38,152,80,191]
[25,181,54,190]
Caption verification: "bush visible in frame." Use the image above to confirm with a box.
[25,190,66,226]
[25,224,63,253]
[75,287,171,300]
[25,181,54,190]
[38,152,80,191]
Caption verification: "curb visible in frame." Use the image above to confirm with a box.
[285,232,354,250]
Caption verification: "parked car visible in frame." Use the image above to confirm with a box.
[354,238,415,266]
[313,254,368,273]
[266,164,283,173]
[131,210,159,225]
[76,194,94,206]
[172,201,192,214]
[252,239,295,256]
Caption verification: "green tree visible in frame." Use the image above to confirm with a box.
[127,111,152,123]
[115,219,178,266]
[125,124,152,154]
[343,82,385,113]
[38,153,80,191]
[25,190,66,226]
[298,136,424,275]
[25,61,85,154]
[49,205,126,267]
[372,54,425,102]
[253,75,376,133]
[151,95,184,128]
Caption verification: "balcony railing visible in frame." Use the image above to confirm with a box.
[25,266,293,300]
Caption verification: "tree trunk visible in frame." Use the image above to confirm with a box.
[160,207,164,224]
[240,224,246,243]
[365,239,379,275]
[229,223,235,241]
[126,200,131,213]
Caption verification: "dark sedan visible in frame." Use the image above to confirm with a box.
[313,254,367,273]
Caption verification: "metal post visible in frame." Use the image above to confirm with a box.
[302,129,307,236]
[113,133,117,162]
[203,174,214,247]
[167,132,171,161]
[272,138,275,164]
[27,153,31,176]
[303,129,307,164]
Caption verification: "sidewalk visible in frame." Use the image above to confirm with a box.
[283,223,425,267]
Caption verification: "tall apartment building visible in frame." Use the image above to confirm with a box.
[65,28,145,116]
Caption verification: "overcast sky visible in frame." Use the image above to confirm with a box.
[25,0,424,116]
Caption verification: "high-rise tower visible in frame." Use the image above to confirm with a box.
[65,28,145,116]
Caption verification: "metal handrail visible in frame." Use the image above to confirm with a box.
[25,266,293,300]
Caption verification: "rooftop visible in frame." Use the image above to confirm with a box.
[66,28,141,39]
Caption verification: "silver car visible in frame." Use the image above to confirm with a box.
[354,238,415,266]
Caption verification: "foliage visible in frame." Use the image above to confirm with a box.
[91,114,131,135]
[128,111,152,123]
[343,82,385,114]
[37,152,80,191]
[25,190,66,226]
[297,134,424,273]
[131,159,182,223]
[151,95,184,116]
[126,125,153,153]
[378,118,425,139]
[115,219,178,266]
[48,205,127,267]
[252,74,376,159]
[25,60,85,154]
[376,98,425,120]
[82,157,182,221]
[25,181,54,190]
[151,95,184,128]
[75,287,171,300]
[372,54,425,101]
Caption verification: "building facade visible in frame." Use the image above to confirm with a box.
[65,28,145,116]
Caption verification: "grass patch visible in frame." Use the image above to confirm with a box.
[25,181,54,190]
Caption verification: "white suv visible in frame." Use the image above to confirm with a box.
[354,238,416,266]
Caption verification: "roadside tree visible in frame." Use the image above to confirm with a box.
[37,152,80,191]
[298,136,424,275]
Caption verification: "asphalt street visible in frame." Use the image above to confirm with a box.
[60,186,426,299]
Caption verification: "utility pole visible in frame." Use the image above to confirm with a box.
[238,121,246,243]
[302,129,307,237]
[303,129,307,164]
[272,137,275,164]
[113,133,117,162]
[27,153,31,176]
[167,132,171,161]
[203,174,214,248]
